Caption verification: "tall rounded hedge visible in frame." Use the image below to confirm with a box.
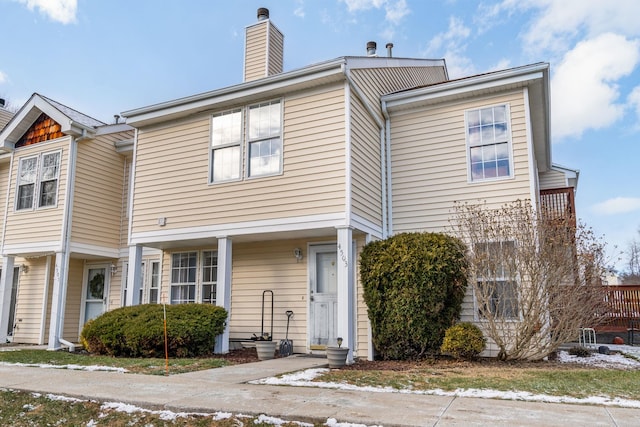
[80,304,227,358]
[360,232,467,360]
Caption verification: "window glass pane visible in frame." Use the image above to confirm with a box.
[211,110,241,147]
[202,251,218,283]
[17,184,34,210]
[249,101,280,140]
[39,180,57,207]
[497,159,510,177]
[468,126,480,145]
[495,142,509,159]
[493,105,506,123]
[480,107,494,125]
[171,284,195,304]
[249,138,281,176]
[171,252,197,285]
[484,161,497,178]
[212,146,240,181]
[471,162,484,180]
[202,284,216,304]
[19,158,37,184]
[481,124,494,144]
[466,110,480,127]
[482,144,496,162]
[41,152,60,180]
[494,122,507,141]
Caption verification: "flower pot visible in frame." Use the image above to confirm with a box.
[326,346,349,368]
[255,340,277,360]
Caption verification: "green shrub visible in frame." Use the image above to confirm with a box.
[80,304,227,358]
[440,322,486,359]
[360,232,468,360]
[568,346,591,358]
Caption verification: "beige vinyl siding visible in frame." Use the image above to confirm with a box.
[390,90,532,233]
[267,24,284,76]
[539,169,568,190]
[244,23,268,82]
[11,257,45,344]
[354,235,370,358]
[119,158,131,248]
[132,85,347,234]
[4,137,69,246]
[71,131,131,249]
[63,258,83,341]
[350,94,383,225]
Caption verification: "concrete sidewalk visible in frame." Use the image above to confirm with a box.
[0,355,638,426]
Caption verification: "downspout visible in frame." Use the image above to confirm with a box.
[342,64,387,237]
[56,130,87,352]
[381,100,392,237]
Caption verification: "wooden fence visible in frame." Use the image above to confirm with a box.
[598,286,640,332]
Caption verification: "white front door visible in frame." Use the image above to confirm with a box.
[82,265,109,324]
[309,244,337,348]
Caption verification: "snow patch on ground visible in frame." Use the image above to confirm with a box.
[0,361,127,373]
[558,350,640,369]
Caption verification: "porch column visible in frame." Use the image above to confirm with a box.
[215,236,232,353]
[48,251,70,350]
[336,226,354,363]
[0,256,15,343]
[125,245,143,306]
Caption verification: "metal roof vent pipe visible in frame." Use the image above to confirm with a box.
[366,41,377,56]
[386,43,394,58]
[257,7,269,21]
[0,99,5,108]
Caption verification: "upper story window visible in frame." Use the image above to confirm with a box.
[16,150,61,211]
[248,100,281,177]
[210,99,282,183]
[211,109,242,182]
[465,104,512,182]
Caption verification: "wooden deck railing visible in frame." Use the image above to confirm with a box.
[539,187,576,227]
[599,286,640,331]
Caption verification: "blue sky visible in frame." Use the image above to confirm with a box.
[1,0,639,271]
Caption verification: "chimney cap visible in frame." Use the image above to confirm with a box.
[366,41,377,56]
[257,7,269,20]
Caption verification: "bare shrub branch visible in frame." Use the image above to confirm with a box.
[451,200,608,360]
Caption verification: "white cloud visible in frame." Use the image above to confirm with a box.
[423,16,473,78]
[481,0,640,56]
[592,197,640,215]
[16,0,77,25]
[551,33,640,139]
[628,86,640,124]
[294,0,305,18]
[340,0,410,26]
[0,71,7,84]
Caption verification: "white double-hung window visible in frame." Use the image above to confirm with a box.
[210,99,282,183]
[248,100,282,177]
[170,251,217,304]
[466,104,512,181]
[16,151,61,210]
[211,109,242,182]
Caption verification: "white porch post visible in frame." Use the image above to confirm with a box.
[48,251,70,350]
[0,256,15,343]
[336,226,354,362]
[126,245,143,306]
[215,236,232,354]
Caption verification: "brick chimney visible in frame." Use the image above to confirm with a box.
[244,8,284,82]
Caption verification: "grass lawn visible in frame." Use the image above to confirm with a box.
[0,389,319,426]
[318,359,640,401]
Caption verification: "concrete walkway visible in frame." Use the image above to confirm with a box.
[0,355,638,426]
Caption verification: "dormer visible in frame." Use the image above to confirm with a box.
[0,93,105,152]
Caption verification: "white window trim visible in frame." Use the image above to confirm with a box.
[14,149,62,211]
[209,98,283,185]
[246,100,283,180]
[465,103,514,183]
[209,109,243,184]
[169,250,218,304]
[472,240,521,321]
